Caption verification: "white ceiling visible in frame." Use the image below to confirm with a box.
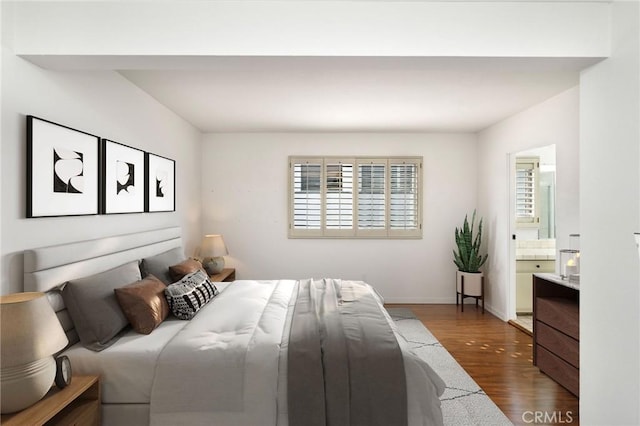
[119,56,600,133]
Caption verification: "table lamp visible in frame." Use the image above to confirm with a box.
[200,234,229,275]
[1,292,68,413]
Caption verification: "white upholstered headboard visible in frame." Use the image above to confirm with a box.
[23,227,183,347]
[24,227,183,293]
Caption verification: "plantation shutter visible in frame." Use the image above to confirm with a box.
[515,157,539,226]
[324,159,355,236]
[357,159,387,237]
[290,158,323,237]
[389,159,421,237]
[289,156,422,238]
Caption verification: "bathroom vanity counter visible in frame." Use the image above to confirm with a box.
[515,239,556,260]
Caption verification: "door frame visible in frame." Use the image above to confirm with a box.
[507,152,517,321]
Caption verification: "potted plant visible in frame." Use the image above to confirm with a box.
[453,210,488,304]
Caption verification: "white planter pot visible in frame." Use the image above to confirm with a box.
[456,271,483,297]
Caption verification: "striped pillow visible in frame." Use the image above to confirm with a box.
[164,270,219,320]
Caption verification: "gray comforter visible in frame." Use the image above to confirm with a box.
[288,279,408,426]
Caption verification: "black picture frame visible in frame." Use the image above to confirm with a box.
[145,152,176,212]
[101,139,146,214]
[27,115,100,218]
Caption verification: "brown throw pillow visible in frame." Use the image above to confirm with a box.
[114,275,170,335]
[168,258,206,283]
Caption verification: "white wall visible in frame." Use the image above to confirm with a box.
[579,1,640,423]
[201,133,478,305]
[0,48,203,295]
[477,87,581,320]
[0,4,4,290]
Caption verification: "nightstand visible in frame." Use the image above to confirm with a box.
[1,375,100,426]
[209,268,236,282]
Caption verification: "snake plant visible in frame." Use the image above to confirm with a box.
[453,210,488,273]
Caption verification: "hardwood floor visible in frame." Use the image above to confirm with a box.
[387,304,579,425]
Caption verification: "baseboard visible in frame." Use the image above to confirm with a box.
[508,319,533,336]
[383,297,496,304]
[383,297,457,304]
[383,299,509,322]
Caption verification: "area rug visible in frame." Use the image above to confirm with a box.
[387,308,513,426]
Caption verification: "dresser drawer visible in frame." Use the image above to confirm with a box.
[536,346,579,396]
[536,321,579,368]
[536,297,579,340]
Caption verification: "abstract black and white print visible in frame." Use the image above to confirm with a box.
[27,116,99,218]
[102,139,145,214]
[155,169,167,198]
[53,147,84,193]
[145,153,175,212]
[116,160,135,195]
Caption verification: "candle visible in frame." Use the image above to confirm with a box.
[565,259,578,278]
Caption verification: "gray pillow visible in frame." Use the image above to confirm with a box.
[62,261,141,351]
[140,247,185,285]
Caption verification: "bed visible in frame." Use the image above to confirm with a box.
[24,227,445,426]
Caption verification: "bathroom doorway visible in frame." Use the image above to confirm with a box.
[509,144,557,334]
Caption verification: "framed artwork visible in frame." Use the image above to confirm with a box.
[101,139,145,214]
[145,153,175,212]
[27,116,100,218]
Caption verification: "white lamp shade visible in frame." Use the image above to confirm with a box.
[200,234,229,258]
[0,292,68,368]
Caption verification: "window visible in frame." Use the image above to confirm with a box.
[515,157,539,227]
[289,156,422,238]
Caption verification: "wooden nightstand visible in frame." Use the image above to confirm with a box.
[209,268,236,282]
[1,375,100,426]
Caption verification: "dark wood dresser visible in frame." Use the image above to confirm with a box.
[533,273,580,396]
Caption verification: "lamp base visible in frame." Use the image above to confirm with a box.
[1,357,56,414]
[202,256,225,275]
